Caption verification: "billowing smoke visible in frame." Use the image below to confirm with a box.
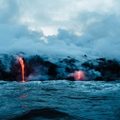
[0,0,120,60]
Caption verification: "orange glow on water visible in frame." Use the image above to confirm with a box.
[17,57,25,82]
[73,71,85,80]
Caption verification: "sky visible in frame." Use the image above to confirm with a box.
[0,0,119,36]
[19,0,119,36]
[0,0,120,59]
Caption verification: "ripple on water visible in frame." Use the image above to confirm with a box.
[0,80,120,120]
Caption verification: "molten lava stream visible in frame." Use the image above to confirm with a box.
[73,71,85,80]
[17,57,25,82]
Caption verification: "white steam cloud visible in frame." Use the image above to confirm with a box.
[0,0,120,60]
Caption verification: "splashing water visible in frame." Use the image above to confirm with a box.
[17,57,25,82]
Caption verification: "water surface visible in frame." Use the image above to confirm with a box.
[0,80,120,120]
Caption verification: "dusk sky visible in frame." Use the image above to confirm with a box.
[0,0,120,59]
[0,0,119,35]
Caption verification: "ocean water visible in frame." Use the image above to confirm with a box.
[0,80,120,120]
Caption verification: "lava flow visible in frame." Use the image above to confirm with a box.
[17,56,25,82]
[73,71,85,80]
[69,70,85,81]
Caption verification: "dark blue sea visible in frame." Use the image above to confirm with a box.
[0,80,120,120]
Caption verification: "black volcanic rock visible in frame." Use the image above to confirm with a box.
[0,54,120,81]
[82,58,120,81]
[26,55,58,80]
[0,54,15,81]
[0,54,60,81]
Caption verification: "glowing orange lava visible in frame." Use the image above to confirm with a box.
[73,70,85,80]
[17,57,25,82]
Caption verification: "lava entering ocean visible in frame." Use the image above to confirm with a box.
[17,56,25,82]
[69,70,85,81]
[74,71,85,80]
